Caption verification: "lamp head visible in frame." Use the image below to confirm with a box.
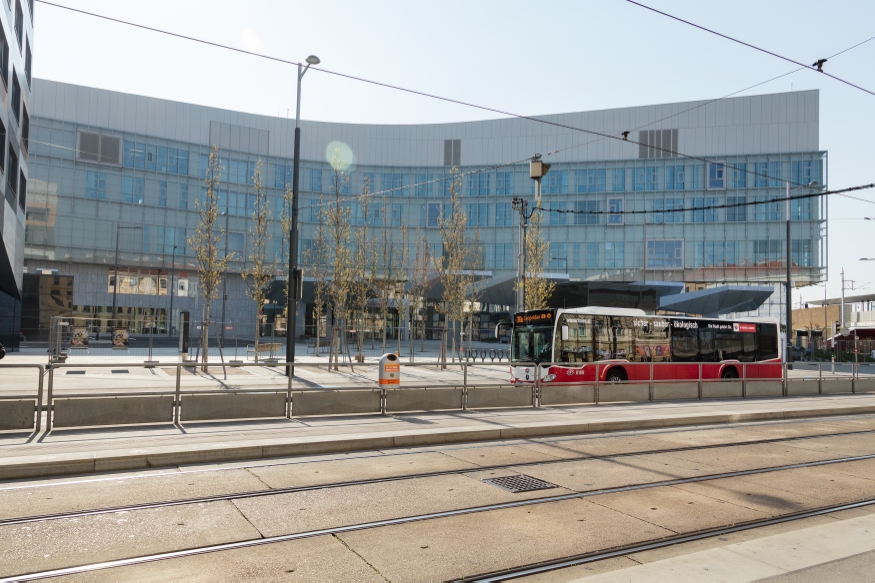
[306,55,320,65]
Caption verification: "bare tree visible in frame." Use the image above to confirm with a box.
[525,204,555,310]
[323,151,354,368]
[278,176,294,329]
[435,169,471,367]
[188,145,228,369]
[349,179,375,363]
[242,160,274,361]
[407,229,431,358]
[301,192,330,356]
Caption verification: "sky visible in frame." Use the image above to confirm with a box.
[31,0,875,306]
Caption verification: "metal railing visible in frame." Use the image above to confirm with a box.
[2,360,874,433]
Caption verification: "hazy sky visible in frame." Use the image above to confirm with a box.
[32,0,875,303]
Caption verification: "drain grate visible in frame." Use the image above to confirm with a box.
[66,371,85,375]
[482,474,557,493]
[111,370,130,374]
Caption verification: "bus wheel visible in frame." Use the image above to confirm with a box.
[606,368,627,383]
[721,367,739,380]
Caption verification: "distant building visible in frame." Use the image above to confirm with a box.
[24,80,826,338]
[0,0,34,350]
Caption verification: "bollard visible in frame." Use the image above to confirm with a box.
[489,349,496,362]
[480,349,487,363]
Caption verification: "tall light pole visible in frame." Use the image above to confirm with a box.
[220,210,230,343]
[286,54,320,376]
[514,156,551,315]
[785,180,819,363]
[111,224,143,330]
[168,244,177,336]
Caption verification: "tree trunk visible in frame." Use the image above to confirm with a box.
[201,302,210,372]
[254,312,260,363]
[451,319,457,363]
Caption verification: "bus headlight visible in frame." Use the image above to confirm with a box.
[542,374,556,382]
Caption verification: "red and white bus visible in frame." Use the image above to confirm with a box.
[510,307,781,384]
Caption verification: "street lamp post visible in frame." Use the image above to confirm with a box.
[785,180,819,363]
[286,55,320,377]
[111,224,143,330]
[221,210,230,344]
[168,244,178,336]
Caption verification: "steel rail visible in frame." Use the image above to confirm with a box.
[3,426,875,526]
[4,454,875,582]
[463,498,875,581]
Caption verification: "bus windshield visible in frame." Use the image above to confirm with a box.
[512,326,554,363]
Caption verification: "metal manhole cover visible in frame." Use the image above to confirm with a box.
[482,475,557,493]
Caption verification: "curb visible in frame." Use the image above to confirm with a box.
[3,403,875,481]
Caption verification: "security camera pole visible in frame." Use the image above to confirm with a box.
[513,156,550,315]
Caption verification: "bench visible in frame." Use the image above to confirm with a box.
[308,339,331,354]
[246,343,282,360]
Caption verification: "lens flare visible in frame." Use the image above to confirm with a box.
[325,141,355,171]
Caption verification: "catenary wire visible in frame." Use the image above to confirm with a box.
[33,0,838,192]
[627,0,875,98]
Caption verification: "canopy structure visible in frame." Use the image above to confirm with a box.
[658,285,775,318]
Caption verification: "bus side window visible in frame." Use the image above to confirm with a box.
[593,317,610,360]
[613,317,634,361]
[717,330,743,360]
[698,329,717,362]
[671,327,698,362]
[758,324,779,360]
[741,332,758,362]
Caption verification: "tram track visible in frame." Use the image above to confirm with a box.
[4,452,875,582]
[3,424,875,527]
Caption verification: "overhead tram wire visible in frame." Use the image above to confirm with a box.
[627,0,875,98]
[34,0,833,194]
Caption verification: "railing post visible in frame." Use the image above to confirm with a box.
[649,362,654,401]
[46,365,55,430]
[463,362,468,411]
[534,364,540,408]
[595,362,600,405]
[287,363,293,418]
[34,364,45,433]
[853,362,857,394]
[698,363,703,400]
[742,363,746,398]
[818,362,823,395]
[782,362,788,397]
[174,364,182,424]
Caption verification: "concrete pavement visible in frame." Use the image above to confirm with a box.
[5,394,875,480]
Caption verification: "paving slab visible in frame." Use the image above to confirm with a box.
[781,432,875,457]
[660,441,841,473]
[588,483,768,532]
[231,473,574,538]
[0,467,269,520]
[0,501,262,578]
[440,443,570,466]
[47,535,384,582]
[247,450,477,489]
[530,434,689,457]
[516,451,725,493]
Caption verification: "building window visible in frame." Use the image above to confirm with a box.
[607,198,624,225]
[632,168,645,191]
[754,162,768,188]
[14,0,23,48]
[792,197,811,221]
[650,198,684,224]
[732,163,747,188]
[466,202,489,227]
[227,232,245,261]
[24,37,30,88]
[754,240,782,266]
[86,171,106,199]
[792,239,812,267]
[574,200,601,225]
[179,184,188,210]
[426,202,441,228]
[726,196,747,222]
[486,243,513,269]
[467,173,491,196]
[390,203,403,227]
[549,242,567,271]
[612,168,625,192]
[11,68,20,123]
[768,161,783,187]
[691,197,718,222]
[0,25,8,89]
[791,160,819,187]
[573,242,600,269]
[18,169,25,211]
[549,201,567,225]
[381,173,405,196]
[7,145,18,195]
[495,202,513,226]
[0,119,5,173]
[309,168,322,192]
[20,104,28,152]
[158,181,167,207]
[542,170,567,195]
[708,162,725,189]
[646,167,658,190]
[754,195,781,221]
[575,169,606,193]
[122,176,145,204]
[605,241,624,269]
[443,139,461,166]
[647,240,683,268]
[666,166,684,190]
[274,164,290,189]
[496,172,514,195]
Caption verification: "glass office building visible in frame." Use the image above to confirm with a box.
[24,80,826,337]
[0,0,33,350]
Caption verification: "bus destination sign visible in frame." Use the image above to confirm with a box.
[514,309,556,326]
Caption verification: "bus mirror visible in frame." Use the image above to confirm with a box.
[561,325,569,341]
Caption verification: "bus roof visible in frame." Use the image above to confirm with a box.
[558,307,647,316]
